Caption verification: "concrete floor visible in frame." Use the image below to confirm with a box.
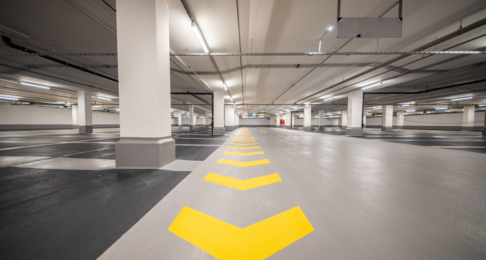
[1,127,486,259]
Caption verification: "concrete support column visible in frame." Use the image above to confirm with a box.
[213,91,225,135]
[346,89,363,136]
[381,105,394,132]
[462,106,475,131]
[396,111,404,129]
[189,105,195,130]
[72,104,78,129]
[205,110,210,127]
[177,110,182,129]
[77,91,92,134]
[483,107,486,137]
[303,105,312,131]
[340,111,347,130]
[234,111,238,128]
[224,105,235,131]
[115,0,175,168]
[363,113,367,128]
[276,114,280,127]
[286,112,292,129]
[318,110,325,130]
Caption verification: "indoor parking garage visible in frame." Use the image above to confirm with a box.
[1,0,486,259]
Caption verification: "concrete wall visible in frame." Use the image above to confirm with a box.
[239,118,270,126]
[366,111,485,131]
[170,117,211,126]
[0,103,120,130]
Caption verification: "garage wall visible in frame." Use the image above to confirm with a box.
[239,118,270,126]
[0,103,120,130]
[365,111,485,131]
[170,116,211,126]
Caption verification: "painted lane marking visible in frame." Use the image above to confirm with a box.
[227,146,261,150]
[168,206,314,260]
[224,151,264,156]
[204,173,281,190]
[217,159,270,167]
[230,143,258,145]
[260,130,266,133]
[232,140,256,142]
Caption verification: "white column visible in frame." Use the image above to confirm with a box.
[177,110,182,128]
[189,105,195,130]
[115,0,174,168]
[462,106,475,131]
[381,105,393,132]
[346,89,363,136]
[276,114,280,127]
[77,91,92,134]
[225,105,235,131]
[213,91,225,135]
[363,113,367,128]
[286,112,292,129]
[318,110,325,130]
[483,106,486,137]
[396,111,404,129]
[303,105,312,131]
[72,104,78,129]
[205,110,210,127]
[340,111,348,130]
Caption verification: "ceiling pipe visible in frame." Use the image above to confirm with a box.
[295,16,486,103]
[169,51,485,56]
[236,0,244,104]
[363,78,486,95]
[1,36,119,83]
[65,0,116,35]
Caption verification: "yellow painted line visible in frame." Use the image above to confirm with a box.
[168,206,314,260]
[232,140,256,142]
[260,130,266,133]
[224,151,264,156]
[217,159,269,167]
[204,173,281,190]
[227,146,260,150]
[230,143,258,145]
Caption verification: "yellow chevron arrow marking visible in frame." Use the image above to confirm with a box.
[224,151,263,156]
[204,173,281,190]
[227,146,260,150]
[168,206,314,260]
[232,140,256,142]
[217,159,269,167]
[230,143,258,145]
[261,130,266,133]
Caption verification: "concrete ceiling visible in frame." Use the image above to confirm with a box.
[1,0,486,114]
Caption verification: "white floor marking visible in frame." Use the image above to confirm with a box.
[12,158,116,170]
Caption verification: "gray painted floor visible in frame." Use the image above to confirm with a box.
[100,127,486,260]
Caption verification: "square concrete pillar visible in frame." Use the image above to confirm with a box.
[396,111,404,129]
[276,113,280,127]
[303,105,312,131]
[177,109,182,129]
[381,105,393,131]
[346,89,363,136]
[286,112,292,129]
[340,111,347,130]
[225,105,235,131]
[189,105,195,130]
[318,110,325,130]
[462,106,475,131]
[213,91,225,135]
[205,110,210,127]
[72,104,78,129]
[115,0,175,168]
[363,113,367,128]
[77,91,92,134]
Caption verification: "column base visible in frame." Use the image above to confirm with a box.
[225,125,235,131]
[396,126,404,129]
[381,126,393,132]
[303,126,312,131]
[189,125,195,130]
[482,129,486,137]
[346,127,363,136]
[115,137,175,169]
[341,125,347,130]
[318,126,324,130]
[79,125,93,134]
[462,127,475,132]
[213,127,225,135]
[72,124,78,129]
[286,126,292,129]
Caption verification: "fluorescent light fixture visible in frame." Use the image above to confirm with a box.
[0,96,18,100]
[478,104,485,107]
[224,83,228,90]
[372,107,382,110]
[401,104,410,107]
[406,110,415,112]
[21,82,50,89]
[318,39,322,52]
[366,113,372,115]
[362,82,382,90]
[116,109,120,111]
[98,96,112,101]
[324,97,334,101]
[451,96,472,101]
[327,26,334,31]
[191,22,209,53]
[435,107,448,110]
